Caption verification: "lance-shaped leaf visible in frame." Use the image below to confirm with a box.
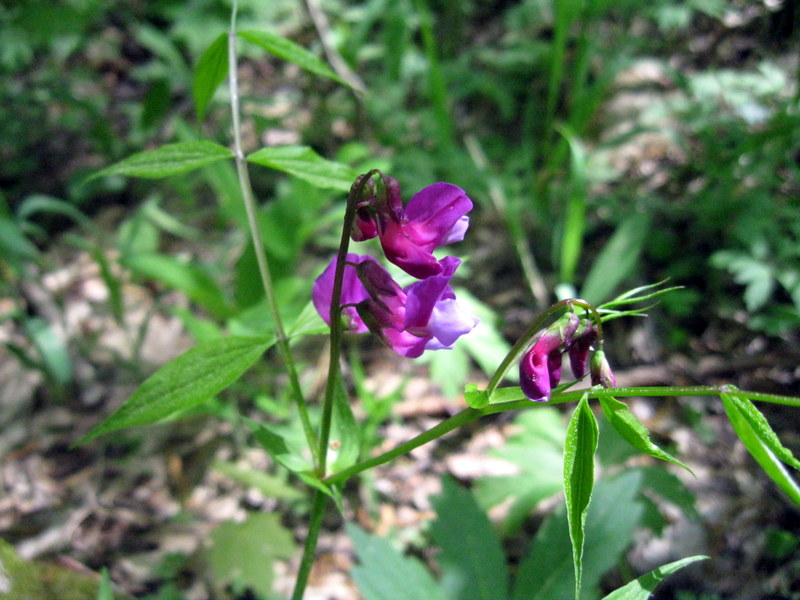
[88,141,233,180]
[723,391,800,471]
[238,30,349,87]
[247,146,358,191]
[602,555,708,600]
[193,33,229,122]
[721,392,800,504]
[599,396,692,474]
[78,336,273,444]
[563,395,599,600]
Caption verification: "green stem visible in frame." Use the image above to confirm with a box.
[227,6,318,465]
[325,384,800,486]
[291,490,328,600]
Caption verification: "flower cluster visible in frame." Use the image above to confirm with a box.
[519,311,616,402]
[313,174,478,357]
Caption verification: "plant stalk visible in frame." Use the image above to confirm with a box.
[227,6,319,465]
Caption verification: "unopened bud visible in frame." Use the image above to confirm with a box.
[590,349,617,388]
[568,319,597,379]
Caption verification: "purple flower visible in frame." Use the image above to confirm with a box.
[350,176,473,279]
[519,312,579,402]
[312,254,477,358]
[312,253,377,333]
[568,320,597,379]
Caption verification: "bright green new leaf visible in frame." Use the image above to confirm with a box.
[247,146,358,191]
[193,33,228,122]
[602,555,708,600]
[78,336,273,444]
[348,524,447,600]
[464,383,490,409]
[599,396,692,473]
[209,513,295,599]
[564,395,599,600]
[721,392,800,504]
[88,141,233,180]
[429,477,510,600]
[238,30,349,87]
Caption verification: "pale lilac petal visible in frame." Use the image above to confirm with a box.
[427,297,479,346]
[439,215,470,245]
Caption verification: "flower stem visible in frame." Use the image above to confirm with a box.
[227,6,318,465]
[291,490,328,600]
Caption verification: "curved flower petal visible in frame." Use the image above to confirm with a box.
[427,297,479,346]
[312,254,377,333]
[403,183,473,244]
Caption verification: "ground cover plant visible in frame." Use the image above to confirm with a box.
[1,1,799,599]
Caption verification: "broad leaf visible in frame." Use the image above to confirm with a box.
[599,396,692,473]
[247,146,357,191]
[193,32,228,122]
[348,524,447,600]
[430,477,510,600]
[563,395,599,600]
[721,392,800,504]
[238,30,348,87]
[24,317,72,385]
[474,409,565,534]
[79,336,273,444]
[89,141,233,180]
[602,556,708,600]
[513,470,645,600]
[209,513,295,599]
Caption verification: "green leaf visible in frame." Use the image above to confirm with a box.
[193,33,228,122]
[599,396,692,473]
[249,420,313,474]
[123,252,234,320]
[581,213,651,305]
[97,567,114,600]
[330,373,361,473]
[429,476,510,600]
[288,300,328,339]
[602,556,708,600]
[24,317,72,385]
[247,145,358,191]
[563,395,599,600]
[464,383,490,409]
[721,392,800,504]
[0,216,38,262]
[213,460,304,501]
[209,512,295,599]
[724,391,800,471]
[474,409,565,534]
[79,336,273,444]
[513,470,645,600]
[348,524,447,600]
[238,30,348,87]
[89,141,233,180]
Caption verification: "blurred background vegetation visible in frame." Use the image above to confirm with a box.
[0,0,798,598]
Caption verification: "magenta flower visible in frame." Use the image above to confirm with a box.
[519,312,579,402]
[311,253,377,333]
[568,320,597,379]
[312,254,477,358]
[350,175,473,279]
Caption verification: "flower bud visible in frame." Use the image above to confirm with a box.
[568,319,597,379]
[590,349,617,388]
